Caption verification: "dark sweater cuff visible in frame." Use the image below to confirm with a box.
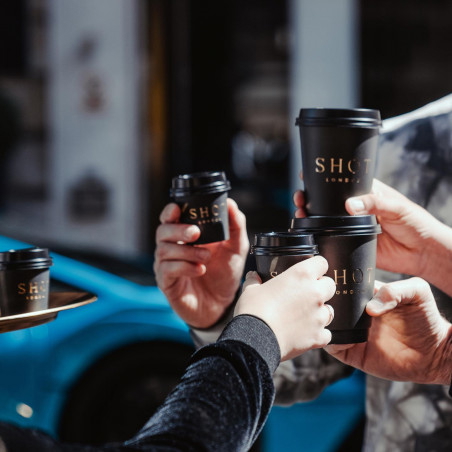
[218,315,281,373]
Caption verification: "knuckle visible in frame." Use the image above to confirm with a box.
[154,245,166,261]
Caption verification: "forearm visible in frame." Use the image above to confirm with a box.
[0,316,278,452]
[127,315,278,452]
[191,316,353,406]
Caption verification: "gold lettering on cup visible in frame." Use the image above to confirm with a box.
[334,269,347,285]
[330,158,343,173]
[314,157,373,178]
[17,280,49,302]
[199,206,210,218]
[333,268,374,287]
[315,157,326,173]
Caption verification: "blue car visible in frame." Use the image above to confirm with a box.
[0,234,365,451]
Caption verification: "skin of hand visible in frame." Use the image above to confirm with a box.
[326,277,452,385]
[154,198,250,329]
[294,178,452,296]
[234,256,336,361]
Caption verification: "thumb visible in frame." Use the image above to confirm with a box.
[241,271,262,293]
[366,296,398,316]
[345,195,377,216]
[366,277,433,316]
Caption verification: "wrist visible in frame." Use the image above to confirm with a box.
[421,224,452,295]
[189,302,236,348]
[435,322,452,386]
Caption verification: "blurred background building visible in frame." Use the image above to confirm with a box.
[1,0,452,260]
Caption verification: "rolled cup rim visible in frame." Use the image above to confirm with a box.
[170,184,230,197]
[252,231,318,256]
[295,107,381,128]
[170,171,231,197]
[0,260,53,270]
[251,246,318,256]
[289,215,382,236]
[0,247,53,270]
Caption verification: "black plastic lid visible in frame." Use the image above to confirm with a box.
[0,247,53,270]
[295,108,381,128]
[170,171,231,197]
[252,232,318,256]
[289,215,382,236]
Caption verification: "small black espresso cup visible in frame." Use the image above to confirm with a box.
[296,108,381,216]
[170,171,231,245]
[251,232,318,282]
[290,215,381,344]
[0,247,53,316]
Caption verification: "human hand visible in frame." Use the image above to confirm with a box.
[234,256,336,361]
[344,179,452,294]
[326,277,452,385]
[154,198,250,328]
[292,171,308,218]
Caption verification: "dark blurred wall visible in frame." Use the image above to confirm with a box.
[360,0,452,118]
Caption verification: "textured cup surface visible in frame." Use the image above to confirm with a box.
[290,215,381,344]
[0,247,53,316]
[170,171,231,244]
[252,232,318,282]
[296,108,381,216]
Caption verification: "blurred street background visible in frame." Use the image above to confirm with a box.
[2,0,452,260]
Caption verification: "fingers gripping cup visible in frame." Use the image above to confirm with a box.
[251,232,318,282]
[170,171,231,245]
[0,247,53,316]
[290,215,381,344]
[296,108,381,216]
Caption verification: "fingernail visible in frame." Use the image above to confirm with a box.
[348,198,366,214]
[184,225,199,241]
[367,297,397,313]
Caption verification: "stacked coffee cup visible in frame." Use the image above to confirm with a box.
[252,108,382,344]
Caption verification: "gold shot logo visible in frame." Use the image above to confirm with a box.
[332,266,375,295]
[315,157,372,183]
[17,279,49,301]
[181,201,226,225]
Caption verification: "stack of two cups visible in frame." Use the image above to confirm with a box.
[252,108,382,344]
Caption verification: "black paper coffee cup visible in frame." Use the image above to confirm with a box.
[0,247,53,316]
[296,108,381,216]
[170,171,231,244]
[251,232,318,282]
[289,215,381,344]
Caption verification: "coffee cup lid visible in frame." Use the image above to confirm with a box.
[289,215,382,236]
[251,232,318,255]
[170,171,231,197]
[0,247,53,270]
[295,108,381,128]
